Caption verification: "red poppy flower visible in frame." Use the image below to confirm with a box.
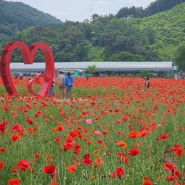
[122,116,128,121]
[117,152,125,157]
[0,121,7,134]
[96,139,103,144]
[63,142,73,151]
[11,123,21,132]
[54,136,62,142]
[11,168,19,174]
[128,131,137,139]
[83,153,90,159]
[117,141,127,148]
[156,133,168,141]
[82,153,92,166]
[166,175,175,182]
[82,158,92,166]
[34,110,42,117]
[128,148,140,156]
[73,144,81,155]
[163,162,176,172]
[10,134,21,141]
[69,130,81,138]
[53,125,64,132]
[17,160,30,171]
[109,167,124,179]
[115,167,124,179]
[0,147,6,153]
[169,144,184,157]
[172,170,181,179]
[66,165,77,173]
[33,153,41,158]
[8,178,20,185]
[65,136,74,143]
[48,182,58,185]
[0,161,4,170]
[2,106,8,112]
[120,156,129,164]
[142,176,153,185]
[26,118,34,124]
[94,157,103,165]
[42,164,56,175]
[138,129,150,138]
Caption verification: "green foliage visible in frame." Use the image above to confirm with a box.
[138,70,153,77]
[109,51,144,61]
[1,1,185,62]
[129,3,185,60]
[88,46,105,61]
[116,0,185,19]
[86,64,97,75]
[0,0,62,48]
[173,42,185,71]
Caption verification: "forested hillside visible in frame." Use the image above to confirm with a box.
[129,3,185,61]
[0,0,62,45]
[116,0,185,19]
[1,0,185,62]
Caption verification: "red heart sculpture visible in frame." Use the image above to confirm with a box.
[0,41,54,97]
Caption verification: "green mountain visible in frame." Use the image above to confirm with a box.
[116,0,185,19]
[0,0,62,43]
[1,0,185,62]
[128,2,185,60]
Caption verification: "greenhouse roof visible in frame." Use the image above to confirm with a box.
[9,61,173,72]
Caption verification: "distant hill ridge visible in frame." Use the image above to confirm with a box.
[0,0,62,43]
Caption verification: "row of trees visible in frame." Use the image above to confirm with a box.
[9,18,158,62]
[116,0,185,19]
[173,43,185,72]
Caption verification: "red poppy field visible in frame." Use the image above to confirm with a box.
[0,77,185,185]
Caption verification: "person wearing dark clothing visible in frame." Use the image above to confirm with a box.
[144,77,150,88]
[49,81,54,97]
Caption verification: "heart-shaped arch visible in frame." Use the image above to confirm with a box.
[0,41,55,97]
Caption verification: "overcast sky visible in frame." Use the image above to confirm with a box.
[5,0,155,22]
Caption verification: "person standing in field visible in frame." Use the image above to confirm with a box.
[144,76,150,88]
[48,81,54,97]
[65,72,73,99]
[57,71,65,99]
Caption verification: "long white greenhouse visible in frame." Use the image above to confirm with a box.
[8,61,173,77]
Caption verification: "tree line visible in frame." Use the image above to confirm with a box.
[116,0,185,19]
